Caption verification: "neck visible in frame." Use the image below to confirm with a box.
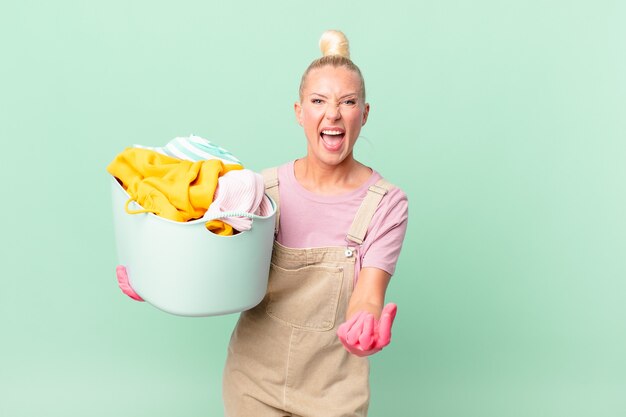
[294,154,371,195]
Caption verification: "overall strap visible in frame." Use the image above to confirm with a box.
[346,178,395,245]
[261,167,280,234]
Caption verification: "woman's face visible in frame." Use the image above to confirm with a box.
[295,65,369,168]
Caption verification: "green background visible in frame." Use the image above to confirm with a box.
[1,1,625,416]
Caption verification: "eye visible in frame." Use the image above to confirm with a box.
[342,99,357,106]
[311,98,323,104]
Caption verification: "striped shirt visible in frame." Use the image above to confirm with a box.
[134,135,242,165]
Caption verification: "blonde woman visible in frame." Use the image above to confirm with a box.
[223,30,409,417]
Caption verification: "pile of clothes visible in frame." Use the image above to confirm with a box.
[107,135,271,235]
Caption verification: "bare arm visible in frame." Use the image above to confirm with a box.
[346,267,391,320]
[338,267,397,356]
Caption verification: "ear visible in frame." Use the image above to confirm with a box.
[361,103,370,126]
[294,101,303,126]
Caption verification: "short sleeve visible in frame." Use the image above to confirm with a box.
[360,187,409,276]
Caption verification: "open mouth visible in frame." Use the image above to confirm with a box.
[320,129,345,151]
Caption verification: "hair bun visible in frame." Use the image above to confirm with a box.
[319,30,350,59]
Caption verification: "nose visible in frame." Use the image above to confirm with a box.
[324,103,341,121]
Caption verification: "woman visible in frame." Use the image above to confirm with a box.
[222,30,409,417]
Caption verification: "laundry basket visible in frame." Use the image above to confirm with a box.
[110,176,276,317]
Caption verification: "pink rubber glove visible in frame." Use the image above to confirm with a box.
[116,265,144,301]
[337,303,397,357]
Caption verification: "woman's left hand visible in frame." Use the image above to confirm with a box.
[337,303,397,357]
[116,265,144,301]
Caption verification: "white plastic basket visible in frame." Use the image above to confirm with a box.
[110,176,276,317]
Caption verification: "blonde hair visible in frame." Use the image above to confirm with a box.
[298,30,366,101]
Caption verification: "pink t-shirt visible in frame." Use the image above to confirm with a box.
[276,161,409,279]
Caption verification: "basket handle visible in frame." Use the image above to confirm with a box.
[200,210,265,222]
[124,198,158,215]
[124,198,266,222]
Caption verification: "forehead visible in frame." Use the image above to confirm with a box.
[303,66,362,96]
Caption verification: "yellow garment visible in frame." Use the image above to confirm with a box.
[204,219,234,235]
[107,148,242,235]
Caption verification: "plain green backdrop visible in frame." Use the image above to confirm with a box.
[1,1,625,416]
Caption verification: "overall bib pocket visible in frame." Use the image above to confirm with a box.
[265,263,343,331]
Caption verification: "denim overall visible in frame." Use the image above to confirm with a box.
[223,167,393,417]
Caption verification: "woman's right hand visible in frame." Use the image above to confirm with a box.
[116,265,144,301]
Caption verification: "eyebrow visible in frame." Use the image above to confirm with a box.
[308,93,359,99]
